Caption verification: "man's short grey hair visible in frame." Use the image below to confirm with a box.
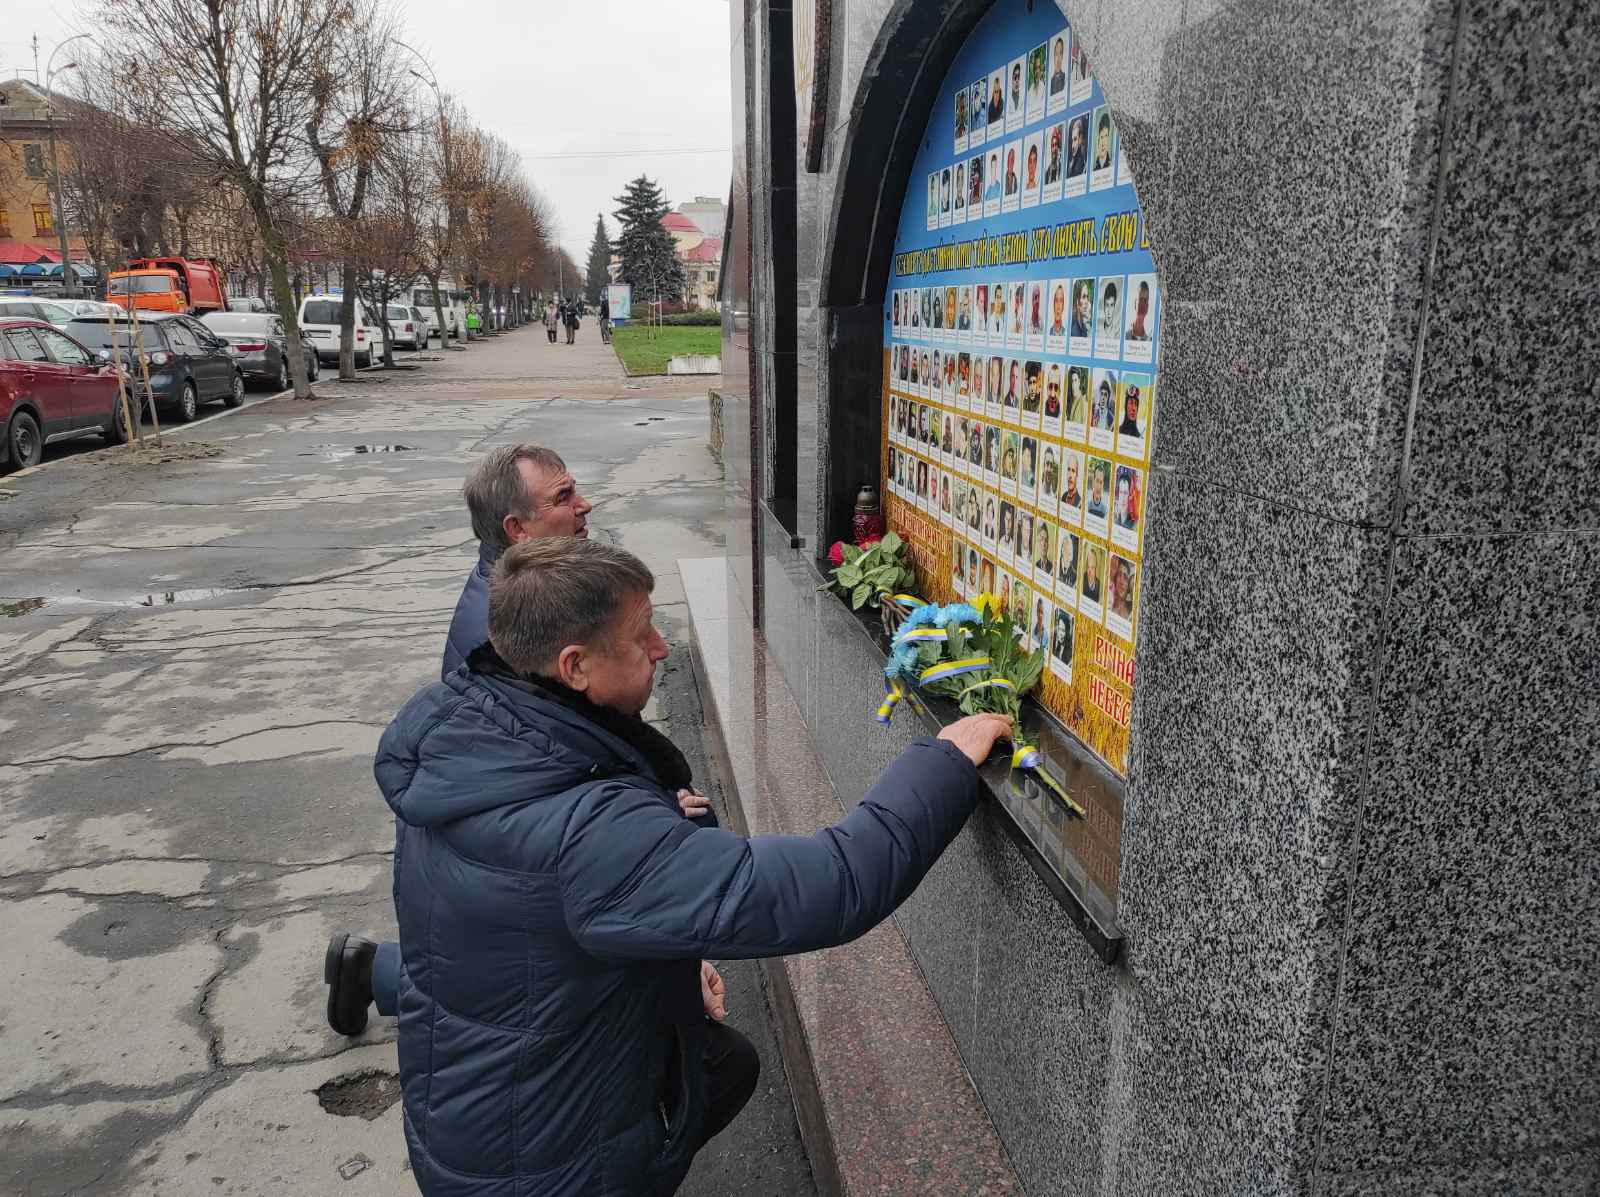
[463,444,567,550]
[489,537,655,675]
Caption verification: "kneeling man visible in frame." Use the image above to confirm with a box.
[375,536,1009,1195]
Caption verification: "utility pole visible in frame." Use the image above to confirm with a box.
[42,34,90,298]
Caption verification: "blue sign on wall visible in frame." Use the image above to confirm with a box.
[883,0,1161,788]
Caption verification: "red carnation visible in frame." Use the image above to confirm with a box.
[828,540,847,567]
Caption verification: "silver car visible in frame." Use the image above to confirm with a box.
[199,311,320,391]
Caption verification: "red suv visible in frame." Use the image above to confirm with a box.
[1,317,130,472]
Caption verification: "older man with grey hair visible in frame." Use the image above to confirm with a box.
[373,536,1011,1195]
[442,442,593,678]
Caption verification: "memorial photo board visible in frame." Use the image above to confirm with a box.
[882,0,1160,789]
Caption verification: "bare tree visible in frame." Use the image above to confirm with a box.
[413,90,469,350]
[351,120,426,367]
[306,0,411,377]
[98,0,357,399]
[58,55,204,288]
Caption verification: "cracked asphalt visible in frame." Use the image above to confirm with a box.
[0,330,817,1196]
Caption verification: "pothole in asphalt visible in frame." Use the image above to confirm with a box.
[315,1070,403,1121]
[297,444,418,460]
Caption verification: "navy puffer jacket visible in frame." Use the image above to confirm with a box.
[374,658,980,1196]
[440,543,496,681]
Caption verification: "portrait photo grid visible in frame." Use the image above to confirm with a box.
[885,4,1158,784]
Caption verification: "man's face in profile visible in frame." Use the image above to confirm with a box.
[513,462,592,541]
[581,591,668,715]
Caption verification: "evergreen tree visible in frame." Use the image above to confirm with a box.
[613,175,686,304]
[584,213,612,305]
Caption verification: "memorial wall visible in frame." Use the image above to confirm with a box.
[719,0,1600,1192]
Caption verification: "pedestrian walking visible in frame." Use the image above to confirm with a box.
[599,292,612,344]
[355,533,1010,1195]
[545,299,560,344]
[564,300,580,345]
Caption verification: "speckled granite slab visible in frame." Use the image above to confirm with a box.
[682,555,1022,1197]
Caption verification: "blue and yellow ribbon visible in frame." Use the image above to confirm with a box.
[874,680,905,724]
[919,655,992,685]
[894,626,949,646]
[1011,742,1085,819]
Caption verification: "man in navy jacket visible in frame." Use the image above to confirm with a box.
[327,443,605,1032]
[367,537,1010,1195]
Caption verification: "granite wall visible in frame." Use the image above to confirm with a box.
[721,0,1600,1194]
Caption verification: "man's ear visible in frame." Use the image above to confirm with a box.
[502,512,526,544]
[553,644,589,692]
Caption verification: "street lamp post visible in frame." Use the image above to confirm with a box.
[44,35,91,299]
[395,39,456,351]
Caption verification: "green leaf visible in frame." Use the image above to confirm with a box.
[851,582,872,609]
[842,544,864,563]
[879,531,902,554]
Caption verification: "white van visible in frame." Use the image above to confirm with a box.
[297,293,384,367]
[410,284,466,343]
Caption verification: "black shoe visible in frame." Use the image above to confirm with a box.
[324,931,377,1036]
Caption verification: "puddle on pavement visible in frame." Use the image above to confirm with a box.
[297,444,419,460]
[5,588,249,613]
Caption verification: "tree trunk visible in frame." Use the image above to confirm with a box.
[428,273,451,351]
[338,262,359,379]
[265,246,311,400]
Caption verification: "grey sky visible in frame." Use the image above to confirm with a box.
[0,0,734,262]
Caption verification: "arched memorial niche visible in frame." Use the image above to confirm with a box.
[826,0,1164,916]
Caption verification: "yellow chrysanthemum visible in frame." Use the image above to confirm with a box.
[971,592,1002,618]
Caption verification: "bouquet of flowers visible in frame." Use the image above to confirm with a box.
[878,595,1082,818]
[824,532,918,611]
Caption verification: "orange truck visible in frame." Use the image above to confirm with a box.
[107,257,227,315]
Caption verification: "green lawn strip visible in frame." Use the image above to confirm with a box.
[610,325,722,376]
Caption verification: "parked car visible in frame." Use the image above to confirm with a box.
[410,284,466,342]
[228,296,272,313]
[0,295,81,328]
[385,304,424,351]
[0,317,130,471]
[200,311,319,390]
[65,313,244,422]
[297,294,383,367]
[106,257,227,315]
[53,298,121,320]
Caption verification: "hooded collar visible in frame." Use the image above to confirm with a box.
[466,643,693,793]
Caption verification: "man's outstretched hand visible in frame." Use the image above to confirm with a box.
[700,960,727,1021]
[678,788,712,819]
[937,713,1015,767]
